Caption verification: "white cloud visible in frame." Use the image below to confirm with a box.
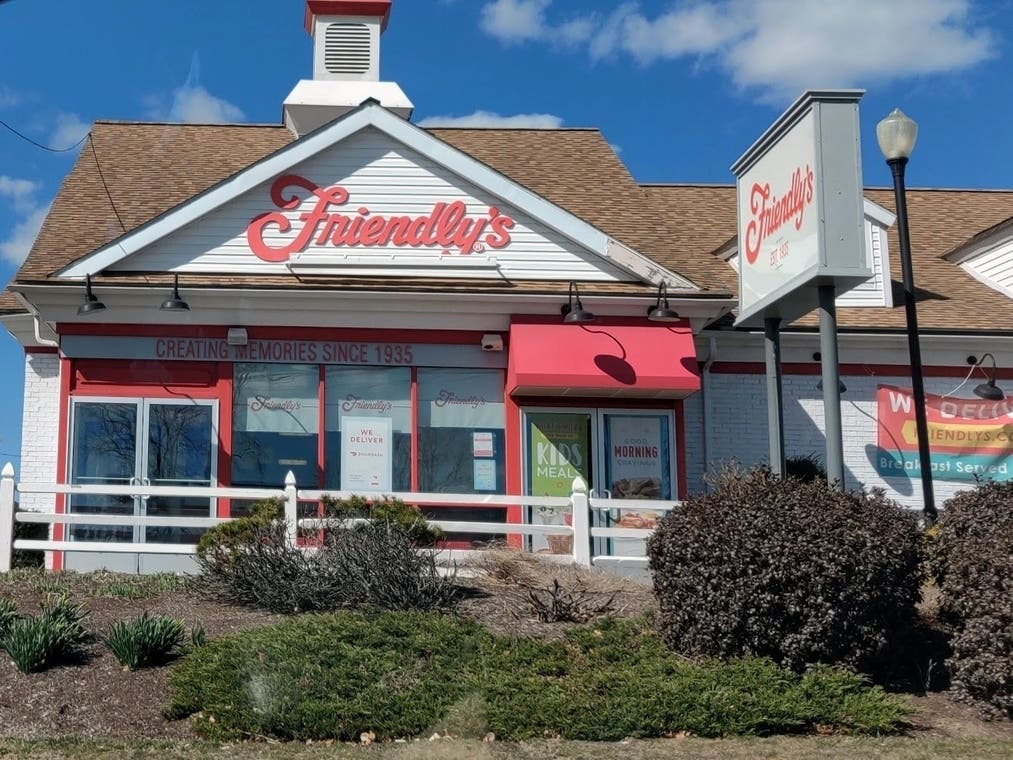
[480,0,996,101]
[49,113,90,151]
[418,110,564,128]
[480,0,592,46]
[147,52,245,124]
[0,177,41,213]
[165,85,245,124]
[480,0,550,43]
[0,177,48,265]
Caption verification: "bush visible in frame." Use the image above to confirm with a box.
[197,516,457,614]
[933,480,1013,718]
[1,594,88,673]
[647,466,922,672]
[196,498,283,558]
[104,612,186,670]
[166,611,490,741]
[321,495,442,546]
[165,612,909,742]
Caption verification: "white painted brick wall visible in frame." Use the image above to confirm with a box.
[684,371,987,510]
[18,353,60,513]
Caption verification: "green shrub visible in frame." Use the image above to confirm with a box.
[1,595,88,673]
[104,612,186,670]
[196,498,283,558]
[166,611,490,741]
[647,466,922,672]
[197,504,455,614]
[933,481,1013,718]
[321,495,442,545]
[165,612,909,742]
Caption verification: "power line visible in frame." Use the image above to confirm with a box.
[88,134,127,233]
[0,118,88,153]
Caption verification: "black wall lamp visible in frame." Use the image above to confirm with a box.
[160,274,190,311]
[561,282,595,324]
[647,282,680,322]
[968,353,1005,400]
[77,273,106,316]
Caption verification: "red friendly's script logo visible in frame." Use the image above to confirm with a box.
[743,164,815,265]
[247,174,516,262]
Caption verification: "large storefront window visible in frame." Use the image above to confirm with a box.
[324,367,411,491]
[232,364,319,487]
[418,369,506,494]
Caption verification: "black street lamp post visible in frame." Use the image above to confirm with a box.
[876,108,937,521]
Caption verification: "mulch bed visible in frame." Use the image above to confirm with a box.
[0,564,1009,742]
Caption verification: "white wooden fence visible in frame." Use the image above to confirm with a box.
[0,463,680,573]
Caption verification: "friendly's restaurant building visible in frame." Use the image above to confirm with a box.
[2,0,1012,572]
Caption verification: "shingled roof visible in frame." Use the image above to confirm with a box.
[644,184,1013,332]
[3,119,1012,332]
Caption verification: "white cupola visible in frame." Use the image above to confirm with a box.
[284,0,413,137]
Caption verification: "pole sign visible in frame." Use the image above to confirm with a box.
[731,90,871,326]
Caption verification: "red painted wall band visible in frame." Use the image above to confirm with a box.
[709,361,1013,379]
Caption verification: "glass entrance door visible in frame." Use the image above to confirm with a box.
[521,408,676,559]
[67,398,217,573]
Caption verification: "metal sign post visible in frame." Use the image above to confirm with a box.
[817,285,845,485]
[764,317,786,475]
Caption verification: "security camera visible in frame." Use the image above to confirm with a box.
[481,333,504,352]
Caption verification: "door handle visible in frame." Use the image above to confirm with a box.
[140,477,151,501]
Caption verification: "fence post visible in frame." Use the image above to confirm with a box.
[570,475,591,567]
[0,463,16,573]
[283,471,298,548]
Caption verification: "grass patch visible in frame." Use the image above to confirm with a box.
[166,613,910,743]
[0,569,194,599]
[104,612,187,670]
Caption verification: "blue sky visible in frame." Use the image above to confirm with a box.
[0,0,1010,469]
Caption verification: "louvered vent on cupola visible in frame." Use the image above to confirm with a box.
[308,1,386,82]
[285,1,412,137]
[324,23,372,75]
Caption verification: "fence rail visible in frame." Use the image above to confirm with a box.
[0,462,680,572]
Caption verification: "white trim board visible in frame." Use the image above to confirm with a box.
[58,101,697,291]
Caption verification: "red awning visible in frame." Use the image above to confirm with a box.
[507,319,701,398]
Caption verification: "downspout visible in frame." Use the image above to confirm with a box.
[33,315,59,348]
[701,336,717,488]
[13,292,59,348]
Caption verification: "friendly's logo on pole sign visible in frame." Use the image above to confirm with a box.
[731,90,871,326]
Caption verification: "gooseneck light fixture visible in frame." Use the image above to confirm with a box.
[971,353,1005,400]
[561,281,595,324]
[877,107,935,521]
[160,274,190,311]
[646,281,680,322]
[77,273,106,316]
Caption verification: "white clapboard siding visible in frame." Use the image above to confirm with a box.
[838,220,891,307]
[963,238,1013,299]
[113,127,635,282]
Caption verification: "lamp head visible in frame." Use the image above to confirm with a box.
[876,108,918,161]
[77,273,106,316]
[561,282,595,324]
[647,281,680,322]
[160,274,190,311]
